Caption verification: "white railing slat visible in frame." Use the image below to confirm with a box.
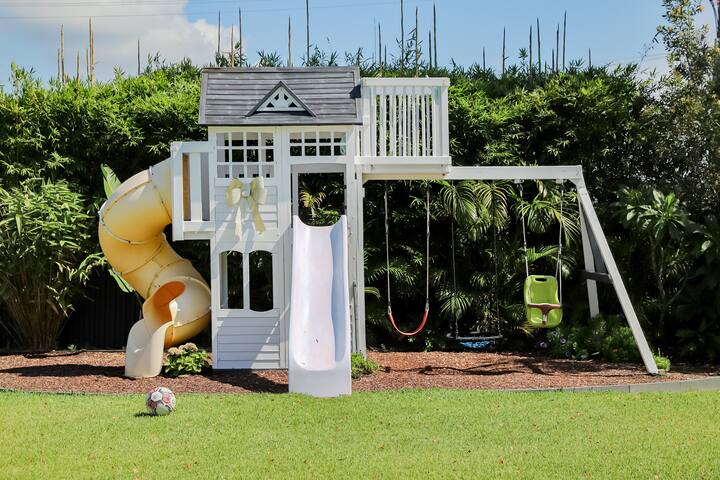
[360,78,448,161]
[189,152,203,221]
[379,88,387,157]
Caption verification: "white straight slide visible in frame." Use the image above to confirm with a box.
[288,216,352,397]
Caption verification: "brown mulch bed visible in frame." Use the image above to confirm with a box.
[0,350,715,394]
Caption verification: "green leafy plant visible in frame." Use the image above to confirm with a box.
[544,315,641,363]
[164,343,211,377]
[654,351,672,372]
[0,178,101,350]
[99,164,134,294]
[351,352,379,379]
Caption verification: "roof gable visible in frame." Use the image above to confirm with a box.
[247,81,315,117]
[199,67,361,126]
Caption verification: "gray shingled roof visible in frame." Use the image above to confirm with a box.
[199,67,362,126]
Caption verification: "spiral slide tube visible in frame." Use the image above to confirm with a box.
[98,159,211,378]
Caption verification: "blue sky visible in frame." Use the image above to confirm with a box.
[0,0,715,83]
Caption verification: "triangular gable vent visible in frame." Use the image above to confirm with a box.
[248,82,315,116]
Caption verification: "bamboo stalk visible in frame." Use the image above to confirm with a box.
[76,51,80,82]
[305,0,310,62]
[217,10,221,59]
[137,39,141,75]
[57,48,60,81]
[239,8,243,65]
[400,0,404,71]
[562,11,567,71]
[89,18,94,83]
[414,6,419,76]
[230,25,234,67]
[433,3,437,68]
[483,46,486,70]
[529,25,533,78]
[60,24,65,84]
[428,30,432,69]
[502,27,506,75]
[379,23,383,69]
[556,24,561,72]
[287,17,292,67]
[85,48,89,80]
[588,48,592,69]
[536,18,541,73]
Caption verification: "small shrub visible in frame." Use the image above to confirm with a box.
[351,352,378,379]
[654,352,671,372]
[164,343,211,377]
[544,315,641,363]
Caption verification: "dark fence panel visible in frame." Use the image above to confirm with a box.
[58,270,141,349]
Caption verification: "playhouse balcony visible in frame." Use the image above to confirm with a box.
[358,77,451,180]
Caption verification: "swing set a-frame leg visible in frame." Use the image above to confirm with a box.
[576,180,659,375]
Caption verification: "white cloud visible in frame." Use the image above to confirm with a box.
[0,0,233,81]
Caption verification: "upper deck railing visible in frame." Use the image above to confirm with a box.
[359,77,450,169]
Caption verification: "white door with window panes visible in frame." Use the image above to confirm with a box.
[210,128,291,369]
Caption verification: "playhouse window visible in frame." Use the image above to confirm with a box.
[289,131,348,157]
[249,250,274,312]
[216,131,276,179]
[220,251,244,309]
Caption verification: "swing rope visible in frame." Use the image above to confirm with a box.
[555,181,565,305]
[384,182,430,336]
[519,182,530,277]
[491,182,501,336]
[447,181,503,343]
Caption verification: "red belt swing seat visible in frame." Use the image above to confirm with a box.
[383,184,431,336]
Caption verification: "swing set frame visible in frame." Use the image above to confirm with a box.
[353,165,659,375]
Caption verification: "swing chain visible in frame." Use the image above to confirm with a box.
[556,181,565,305]
[518,181,529,278]
[384,181,392,315]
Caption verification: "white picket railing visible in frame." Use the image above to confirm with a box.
[170,141,214,241]
[359,77,451,166]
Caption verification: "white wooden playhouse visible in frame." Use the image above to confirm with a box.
[161,66,658,377]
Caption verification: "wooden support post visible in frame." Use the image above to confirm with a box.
[576,180,658,374]
[579,205,600,317]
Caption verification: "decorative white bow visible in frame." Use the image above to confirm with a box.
[225,177,268,238]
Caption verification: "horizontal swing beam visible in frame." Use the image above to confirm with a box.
[445,165,584,182]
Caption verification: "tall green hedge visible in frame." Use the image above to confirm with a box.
[0,0,718,360]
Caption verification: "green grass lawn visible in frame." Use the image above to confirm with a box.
[1,389,718,479]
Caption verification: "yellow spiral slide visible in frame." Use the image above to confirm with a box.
[99,159,211,378]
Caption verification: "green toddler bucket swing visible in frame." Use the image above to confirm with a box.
[518,181,564,329]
